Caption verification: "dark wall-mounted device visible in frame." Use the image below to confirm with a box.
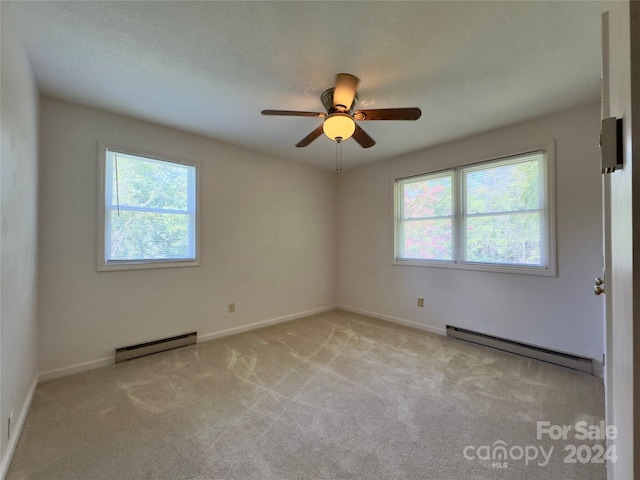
[600,117,623,173]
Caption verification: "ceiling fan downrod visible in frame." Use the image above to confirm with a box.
[335,137,343,172]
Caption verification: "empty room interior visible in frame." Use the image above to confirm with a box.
[2,1,639,479]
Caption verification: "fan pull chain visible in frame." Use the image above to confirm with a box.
[335,137,343,173]
[114,154,121,217]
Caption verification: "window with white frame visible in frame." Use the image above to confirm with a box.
[397,170,454,261]
[98,146,199,270]
[395,148,554,275]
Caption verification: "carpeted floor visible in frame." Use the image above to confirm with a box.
[7,309,605,479]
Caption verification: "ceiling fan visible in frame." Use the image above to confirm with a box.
[261,73,421,149]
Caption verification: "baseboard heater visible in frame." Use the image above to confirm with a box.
[115,331,197,363]
[446,326,593,375]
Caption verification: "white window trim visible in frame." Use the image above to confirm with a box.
[97,142,201,272]
[392,141,556,277]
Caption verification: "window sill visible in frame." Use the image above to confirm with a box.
[392,258,556,277]
[98,259,200,272]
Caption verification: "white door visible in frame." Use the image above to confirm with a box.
[599,12,614,479]
[600,5,638,478]
[601,170,613,478]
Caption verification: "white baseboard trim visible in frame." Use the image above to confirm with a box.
[338,305,446,337]
[39,356,114,383]
[198,305,338,343]
[0,376,38,480]
[38,305,338,382]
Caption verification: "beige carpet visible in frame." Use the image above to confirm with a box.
[7,309,605,479]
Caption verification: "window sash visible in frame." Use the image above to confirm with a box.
[460,153,546,267]
[397,171,454,261]
[395,149,552,274]
[103,148,197,264]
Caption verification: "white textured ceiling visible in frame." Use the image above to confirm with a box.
[9,1,605,170]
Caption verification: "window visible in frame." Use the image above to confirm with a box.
[98,146,199,271]
[395,147,555,275]
[397,171,454,261]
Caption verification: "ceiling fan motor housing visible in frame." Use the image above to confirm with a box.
[321,88,358,114]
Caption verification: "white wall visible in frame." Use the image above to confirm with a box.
[338,102,603,361]
[0,2,40,473]
[38,97,337,377]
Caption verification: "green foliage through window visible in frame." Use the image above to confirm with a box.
[400,173,454,261]
[396,151,549,270]
[105,149,196,262]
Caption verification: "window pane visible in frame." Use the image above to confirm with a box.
[402,218,453,260]
[465,158,540,214]
[110,154,191,211]
[108,210,192,260]
[465,212,540,264]
[403,175,452,218]
[104,148,197,266]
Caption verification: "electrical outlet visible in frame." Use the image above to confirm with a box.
[417,297,424,308]
[228,303,235,313]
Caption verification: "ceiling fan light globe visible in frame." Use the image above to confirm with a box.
[323,113,356,142]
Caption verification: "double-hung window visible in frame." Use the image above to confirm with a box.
[395,146,555,275]
[98,146,199,271]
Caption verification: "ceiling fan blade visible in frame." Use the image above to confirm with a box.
[262,110,326,118]
[352,124,376,148]
[354,108,422,121]
[295,125,324,147]
[333,73,360,110]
